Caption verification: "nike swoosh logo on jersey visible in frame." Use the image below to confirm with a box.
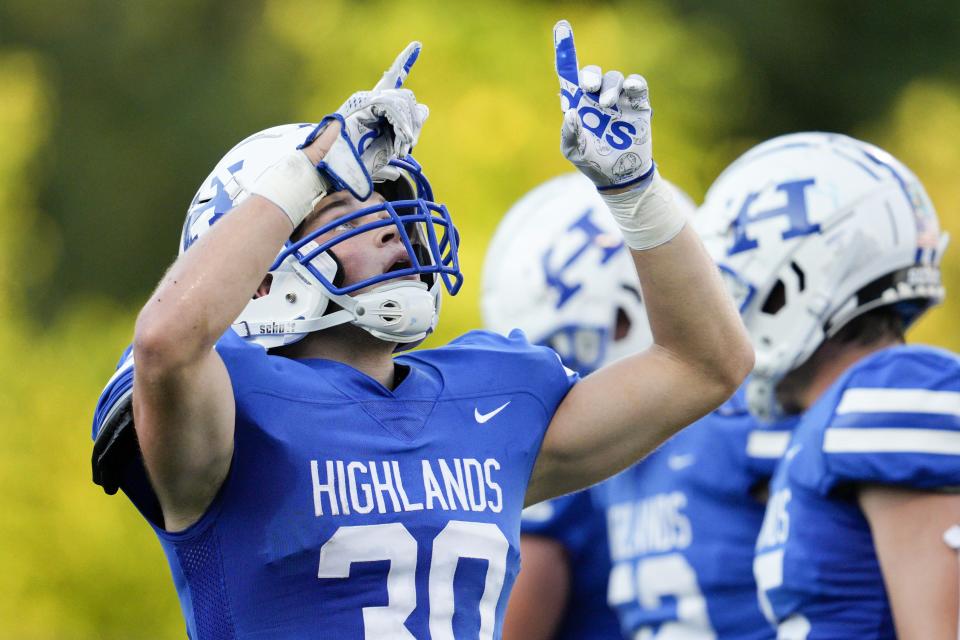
[667,453,696,471]
[475,401,511,424]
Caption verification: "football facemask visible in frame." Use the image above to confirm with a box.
[695,132,948,421]
[181,125,462,349]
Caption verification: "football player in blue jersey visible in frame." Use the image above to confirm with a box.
[91,23,752,638]
[598,386,798,640]
[696,132,959,639]
[484,173,799,640]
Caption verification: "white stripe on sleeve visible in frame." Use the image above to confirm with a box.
[836,388,960,416]
[823,427,960,455]
[747,431,792,459]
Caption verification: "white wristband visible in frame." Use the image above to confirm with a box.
[249,151,328,228]
[600,171,687,250]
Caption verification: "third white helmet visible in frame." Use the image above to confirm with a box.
[696,132,948,420]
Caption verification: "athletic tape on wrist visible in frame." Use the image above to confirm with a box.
[250,151,328,228]
[600,171,687,250]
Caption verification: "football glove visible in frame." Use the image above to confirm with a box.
[553,20,653,191]
[301,42,430,201]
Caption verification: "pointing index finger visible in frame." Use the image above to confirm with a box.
[374,41,422,91]
[553,20,579,87]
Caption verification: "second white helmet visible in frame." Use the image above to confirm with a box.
[696,132,948,420]
[482,173,695,375]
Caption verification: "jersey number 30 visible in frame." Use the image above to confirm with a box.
[318,521,509,639]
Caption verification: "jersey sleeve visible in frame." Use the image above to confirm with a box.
[744,418,798,481]
[213,327,278,406]
[508,328,580,409]
[710,385,797,484]
[816,347,960,492]
[520,490,601,554]
[91,344,164,525]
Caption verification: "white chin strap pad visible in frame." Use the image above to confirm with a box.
[232,281,437,346]
[348,281,436,342]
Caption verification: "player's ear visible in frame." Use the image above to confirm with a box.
[254,274,273,299]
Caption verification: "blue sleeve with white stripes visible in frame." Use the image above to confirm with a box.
[716,383,798,482]
[744,420,799,481]
[813,345,960,492]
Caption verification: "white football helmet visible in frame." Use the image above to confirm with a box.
[695,132,948,420]
[482,173,696,375]
[181,123,461,350]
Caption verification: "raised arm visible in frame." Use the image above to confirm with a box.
[131,45,426,530]
[528,22,752,503]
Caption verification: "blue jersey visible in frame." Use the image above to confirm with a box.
[598,392,796,640]
[520,488,623,639]
[98,329,577,639]
[754,345,960,639]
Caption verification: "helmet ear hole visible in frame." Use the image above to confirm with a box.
[761,280,787,315]
[614,307,632,341]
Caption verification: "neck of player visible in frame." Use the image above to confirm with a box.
[274,323,400,389]
[779,335,903,414]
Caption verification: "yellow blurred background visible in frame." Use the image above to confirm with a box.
[1,0,958,636]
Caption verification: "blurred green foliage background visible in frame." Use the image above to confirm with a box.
[1,0,958,636]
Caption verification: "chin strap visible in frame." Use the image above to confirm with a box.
[232,281,436,344]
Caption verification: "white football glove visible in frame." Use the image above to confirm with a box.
[552,21,685,250]
[553,21,653,191]
[300,42,430,200]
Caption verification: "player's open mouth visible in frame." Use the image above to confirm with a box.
[386,257,419,281]
[388,258,412,272]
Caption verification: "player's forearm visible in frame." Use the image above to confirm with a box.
[597,170,751,399]
[632,224,753,396]
[134,199,293,370]
[135,125,338,370]
[529,225,751,500]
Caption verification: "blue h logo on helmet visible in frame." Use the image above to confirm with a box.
[543,208,625,308]
[183,160,245,253]
[728,178,820,255]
